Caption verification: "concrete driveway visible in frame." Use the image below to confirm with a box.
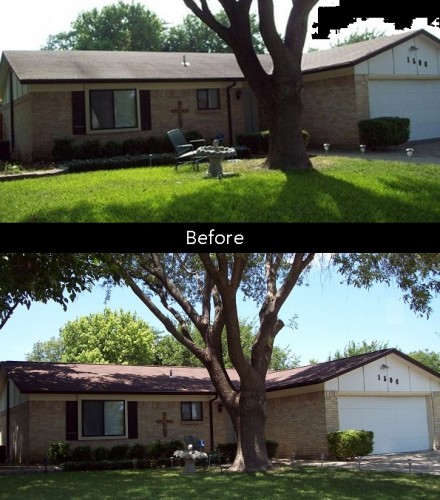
[309,139,440,165]
[304,451,440,475]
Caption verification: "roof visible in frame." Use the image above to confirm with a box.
[2,349,438,395]
[1,29,439,85]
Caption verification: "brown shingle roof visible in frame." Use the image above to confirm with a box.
[2,349,438,395]
[1,29,438,85]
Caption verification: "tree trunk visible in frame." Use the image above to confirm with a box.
[229,387,271,472]
[262,81,312,171]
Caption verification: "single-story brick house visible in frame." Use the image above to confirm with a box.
[1,348,439,464]
[0,28,440,163]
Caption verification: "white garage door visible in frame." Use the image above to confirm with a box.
[369,80,440,141]
[338,396,430,454]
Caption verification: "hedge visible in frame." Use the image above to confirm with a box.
[327,430,374,460]
[358,116,410,150]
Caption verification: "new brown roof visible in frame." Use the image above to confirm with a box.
[3,349,437,396]
[1,29,438,85]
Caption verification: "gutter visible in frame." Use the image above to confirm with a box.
[209,394,219,452]
[6,379,10,463]
[226,81,237,145]
[9,71,15,154]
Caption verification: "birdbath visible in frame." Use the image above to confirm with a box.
[173,444,208,475]
[197,139,237,179]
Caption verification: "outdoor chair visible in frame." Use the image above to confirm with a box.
[167,129,207,171]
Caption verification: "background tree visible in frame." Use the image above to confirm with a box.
[164,12,265,53]
[156,317,300,369]
[0,253,98,330]
[332,27,386,47]
[407,349,440,373]
[182,0,320,171]
[328,339,392,360]
[25,336,64,362]
[58,308,157,365]
[43,1,165,51]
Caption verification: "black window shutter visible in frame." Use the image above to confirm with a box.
[72,91,86,135]
[66,401,78,441]
[127,401,138,439]
[139,90,152,131]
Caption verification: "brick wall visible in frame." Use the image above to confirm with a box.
[266,390,333,459]
[302,74,370,149]
[10,86,248,163]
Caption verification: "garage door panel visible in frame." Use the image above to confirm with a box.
[338,396,430,454]
[369,81,440,141]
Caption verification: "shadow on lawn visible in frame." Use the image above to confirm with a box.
[20,167,440,222]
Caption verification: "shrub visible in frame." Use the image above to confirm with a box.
[93,446,110,461]
[128,443,147,460]
[102,141,123,157]
[52,138,77,161]
[70,445,93,462]
[108,444,130,461]
[148,439,184,460]
[215,440,279,462]
[236,130,309,154]
[327,430,374,460]
[122,138,147,155]
[47,441,70,465]
[358,116,410,150]
[77,139,103,159]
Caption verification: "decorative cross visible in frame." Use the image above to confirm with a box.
[156,412,173,437]
[171,100,189,128]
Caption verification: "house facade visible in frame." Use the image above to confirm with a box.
[1,349,440,464]
[0,29,440,163]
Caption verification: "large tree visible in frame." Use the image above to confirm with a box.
[43,1,165,51]
[164,12,265,53]
[182,0,319,171]
[26,308,158,365]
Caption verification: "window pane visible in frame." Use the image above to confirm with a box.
[83,401,104,437]
[104,401,125,436]
[191,402,202,420]
[90,90,114,130]
[181,402,192,421]
[197,90,209,110]
[114,90,137,128]
[208,89,220,109]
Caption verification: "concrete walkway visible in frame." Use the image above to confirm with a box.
[297,451,440,475]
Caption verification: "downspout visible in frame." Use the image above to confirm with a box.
[209,394,219,452]
[9,71,15,154]
[226,81,237,146]
[6,379,10,463]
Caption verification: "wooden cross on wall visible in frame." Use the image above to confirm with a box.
[156,412,173,437]
[171,100,189,128]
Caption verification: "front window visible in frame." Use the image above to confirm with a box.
[181,402,203,421]
[197,89,220,110]
[90,89,137,130]
[82,400,125,437]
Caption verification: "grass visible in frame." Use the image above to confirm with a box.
[0,467,439,500]
[1,156,440,222]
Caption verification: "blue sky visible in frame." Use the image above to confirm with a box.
[1,261,438,364]
[1,1,439,54]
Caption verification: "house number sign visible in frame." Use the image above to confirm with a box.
[377,374,399,384]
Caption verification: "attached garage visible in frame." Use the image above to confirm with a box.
[369,80,440,141]
[338,396,431,454]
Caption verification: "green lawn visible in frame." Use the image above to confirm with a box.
[0,467,439,500]
[1,157,439,222]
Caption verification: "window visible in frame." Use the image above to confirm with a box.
[90,89,137,130]
[181,402,203,421]
[197,89,220,110]
[82,400,125,437]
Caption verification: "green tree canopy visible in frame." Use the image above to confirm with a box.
[328,339,392,360]
[408,349,440,373]
[164,12,265,53]
[43,1,166,51]
[25,336,65,362]
[58,308,157,365]
[332,27,386,47]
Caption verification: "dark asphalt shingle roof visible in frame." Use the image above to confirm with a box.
[3,349,437,395]
[1,29,438,85]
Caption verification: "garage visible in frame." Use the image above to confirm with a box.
[369,80,440,141]
[338,396,431,454]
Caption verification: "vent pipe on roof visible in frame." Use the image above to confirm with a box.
[182,56,190,67]
[169,369,173,378]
